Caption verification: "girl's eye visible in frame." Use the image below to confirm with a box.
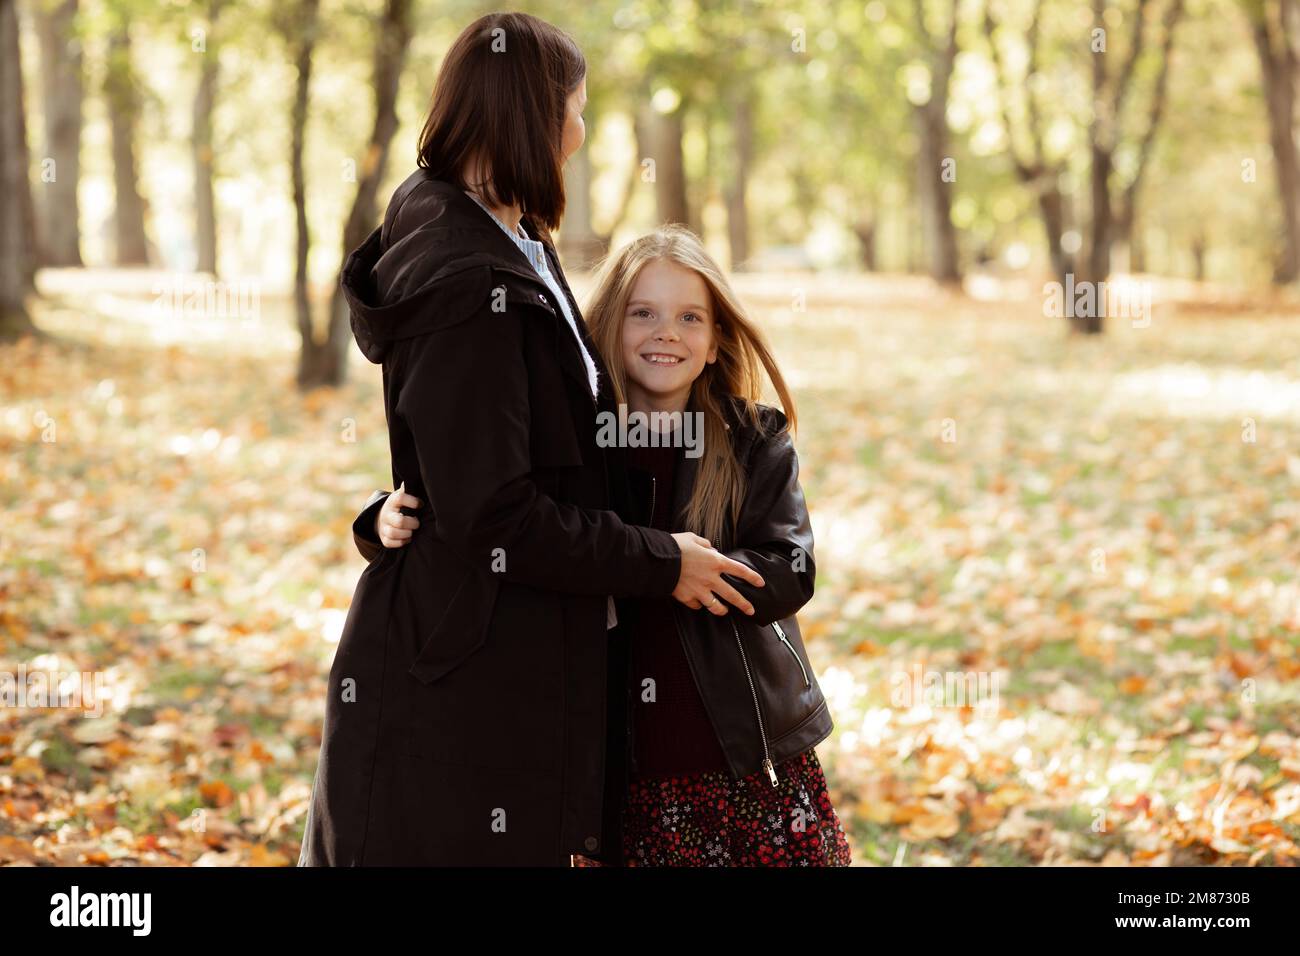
[633,308,652,318]
[682,313,701,322]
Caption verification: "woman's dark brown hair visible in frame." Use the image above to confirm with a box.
[417,12,585,232]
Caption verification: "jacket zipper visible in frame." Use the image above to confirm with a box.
[730,617,778,787]
[771,620,810,688]
[646,470,775,787]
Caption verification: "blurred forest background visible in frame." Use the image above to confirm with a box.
[2,0,1300,866]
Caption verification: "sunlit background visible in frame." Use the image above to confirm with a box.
[1,0,1299,866]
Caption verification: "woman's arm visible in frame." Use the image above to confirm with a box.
[717,425,816,625]
[392,291,762,602]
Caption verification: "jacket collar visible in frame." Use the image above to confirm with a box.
[343,168,606,408]
[377,169,557,279]
[616,395,786,535]
[387,171,610,408]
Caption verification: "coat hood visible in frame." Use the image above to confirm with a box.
[340,169,556,364]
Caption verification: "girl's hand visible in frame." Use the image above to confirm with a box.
[670,532,764,616]
[377,481,422,549]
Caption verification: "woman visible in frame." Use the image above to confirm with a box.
[296,12,763,867]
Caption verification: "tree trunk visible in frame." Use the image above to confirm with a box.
[852,214,877,271]
[558,134,606,269]
[104,24,150,266]
[1250,1,1300,284]
[1076,0,1183,331]
[907,201,925,273]
[982,0,1076,285]
[1084,142,1113,287]
[1073,137,1111,334]
[305,0,412,389]
[1,0,37,338]
[910,0,962,285]
[1032,178,1072,282]
[34,0,83,267]
[1131,227,1147,273]
[593,104,647,248]
[723,87,754,271]
[1114,0,1183,281]
[648,103,690,228]
[192,0,223,275]
[1123,211,1147,272]
[914,99,961,284]
[1191,232,1207,280]
[288,0,320,387]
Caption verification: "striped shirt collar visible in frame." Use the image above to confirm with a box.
[463,189,550,275]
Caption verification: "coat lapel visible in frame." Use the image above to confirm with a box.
[426,181,597,405]
[524,220,602,407]
[548,305,599,407]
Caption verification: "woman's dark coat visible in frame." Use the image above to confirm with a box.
[296,169,683,867]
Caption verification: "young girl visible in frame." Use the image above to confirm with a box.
[367,225,852,867]
[577,225,851,866]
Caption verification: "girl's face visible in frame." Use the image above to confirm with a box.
[561,77,587,162]
[621,258,719,412]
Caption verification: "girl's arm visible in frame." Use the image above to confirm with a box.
[718,423,816,625]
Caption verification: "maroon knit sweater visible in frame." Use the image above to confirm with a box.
[625,438,730,779]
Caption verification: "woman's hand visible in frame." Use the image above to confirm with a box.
[670,532,765,616]
[376,482,423,549]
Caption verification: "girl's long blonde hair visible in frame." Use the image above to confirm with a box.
[584,224,796,549]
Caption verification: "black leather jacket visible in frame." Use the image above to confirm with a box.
[351,394,833,788]
[609,397,832,785]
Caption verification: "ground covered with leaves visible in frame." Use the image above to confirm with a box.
[2,271,1298,865]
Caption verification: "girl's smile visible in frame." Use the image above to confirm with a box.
[622,258,719,417]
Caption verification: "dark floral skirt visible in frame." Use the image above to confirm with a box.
[574,747,852,867]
